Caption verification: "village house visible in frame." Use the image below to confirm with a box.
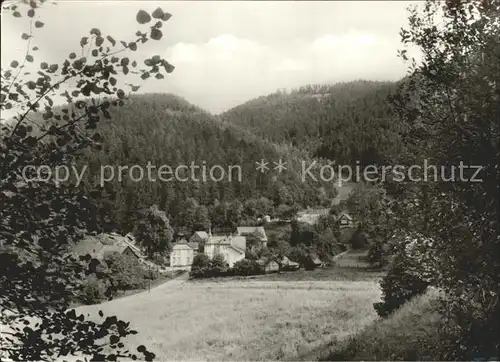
[72,233,143,261]
[204,233,246,268]
[337,212,353,228]
[279,255,300,271]
[170,238,199,269]
[304,253,323,270]
[189,231,209,245]
[236,226,268,247]
[296,208,329,225]
[256,257,280,273]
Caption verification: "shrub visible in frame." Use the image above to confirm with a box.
[189,253,211,278]
[367,240,388,268]
[374,252,429,317]
[245,249,259,260]
[190,253,229,278]
[349,230,368,250]
[79,276,107,305]
[208,253,229,276]
[104,253,148,290]
[232,259,261,276]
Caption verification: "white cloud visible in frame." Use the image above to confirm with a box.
[1,1,423,115]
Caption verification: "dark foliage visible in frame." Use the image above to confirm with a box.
[374,252,429,317]
[231,259,262,276]
[1,3,173,360]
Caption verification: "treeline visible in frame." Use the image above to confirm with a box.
[74,93,337,232]
[221,80,404,166]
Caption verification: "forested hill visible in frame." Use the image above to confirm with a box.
[220,80,405,166]
[79,93,337,232]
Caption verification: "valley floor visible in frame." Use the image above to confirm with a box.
[76,271,382,361]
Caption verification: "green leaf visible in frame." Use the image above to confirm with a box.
[26,55,34,62]
[12,11,21,17]
[128,42,137,51]
[22,33,30,40]
[152,7,164,19]
[150,28,162,41]
[90,28,101,36]
[163,61,175,73]
[10,60,19,68]
[136,10,151,24]
[162,12,172,22]
[96,36,104,47]
[69,52,76,59]
[34,21,44,28]
[155,73,164,79]
[27,8,35,17]
[80,36,88,47]
[106,35,116,46]
[140,72,150,80]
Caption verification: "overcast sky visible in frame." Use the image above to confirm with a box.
[1,1,421,114]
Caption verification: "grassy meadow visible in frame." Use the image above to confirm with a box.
[316,289,445,361]
[76,275,382,361]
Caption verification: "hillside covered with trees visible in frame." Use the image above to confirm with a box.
[76,93,338,233]
[221,80,405,166]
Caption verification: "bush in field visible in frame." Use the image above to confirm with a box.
[104,252,148,291]
[232,259,261,276]
[374,252,428,317]
[209,253,229,276]
[367,240,389,268]
[190,253,231,278]
[349,230,369,250]
[189,253,211,278]
[80,276,107,305]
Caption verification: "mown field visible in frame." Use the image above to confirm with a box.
[76,272,382,361]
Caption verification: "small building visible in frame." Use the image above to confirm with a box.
[280,256,300,271]
[256,258,280,273]
[73,233,143,261]
[190,231,209,245]
[304,254,323,270]
[170,239,199,269]
[337,213,353,228]
[236,226,268,247]
[204,234,246,268]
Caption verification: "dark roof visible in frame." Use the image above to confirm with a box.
[72,235,142,260]
[281,256,299,266]
[191,231,209,240]
[173,239,198,250]
[338,213,353,221]
[307,253,323,265]
[256,257,278,267]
